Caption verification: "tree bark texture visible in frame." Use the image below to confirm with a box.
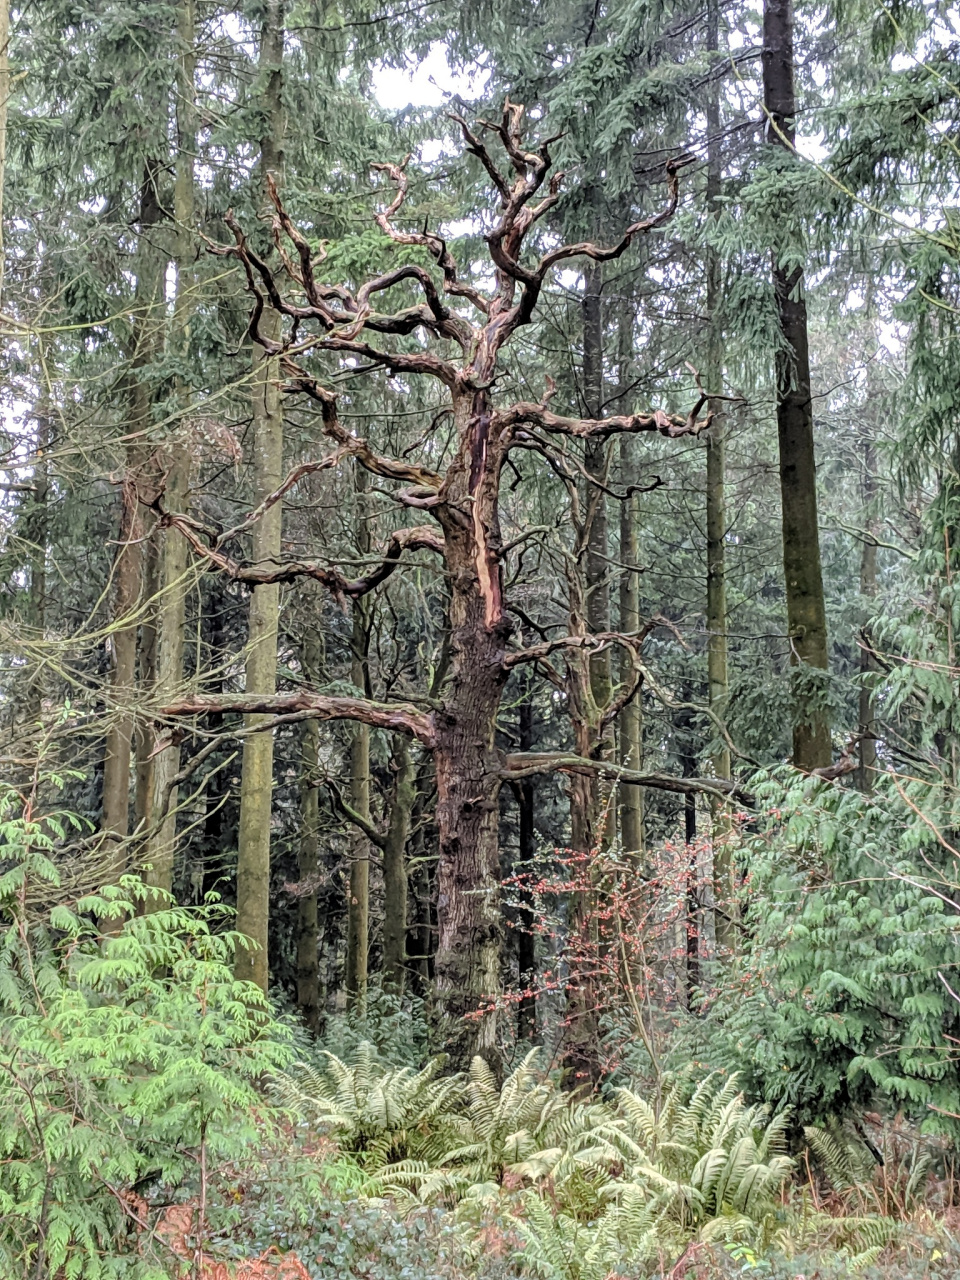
[858,430,878,791]
[0,0,11,304]
[346,466,371,1005]
[234,0,285,991]
[762,0,831,770]
[618,439,644,858]
[297,615,322,1032]
[144,11,197,894]
[431,386,511,1066]
[102,168,165,877]
[516,688,537,1041]
[382,735,415,991]
[705,6,737,954]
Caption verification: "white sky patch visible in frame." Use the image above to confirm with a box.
[372,42,489,111]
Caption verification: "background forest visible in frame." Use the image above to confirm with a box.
[4,0,960,1274]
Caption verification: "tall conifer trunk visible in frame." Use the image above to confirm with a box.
[298,617,322,1032]
[617,301,644,857]
[145,0,196,897]
[706,0,736,951]
[0,0,10,303]
[102,168,165,872]
[235,0,285,990]
[564,260,608,1085]
[858,430,878,791]
[762,0,831,769]
[382,736,414,991]
[346,467,371,1004]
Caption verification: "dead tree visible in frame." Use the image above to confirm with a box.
[158,102,723,1065]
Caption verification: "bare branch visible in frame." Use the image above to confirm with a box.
[502,628,651,671]
[158,512,444,600]
[161,691,437,746]
[324,777,387,848]
[501,751,753,804]
[279,365,444,490]
[497,401,712,442]
[371,158,491,314]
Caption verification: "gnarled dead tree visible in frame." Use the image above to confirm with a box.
[159,102,713,1065]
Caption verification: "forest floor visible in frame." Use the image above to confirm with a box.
[146,1125,960,1280]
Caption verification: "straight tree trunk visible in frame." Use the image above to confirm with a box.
[382,735,415,992]
[617,284,644,859]
[516,687,537,1041]
[25,406,49,720]
[297,618,322,1032]
[235,0,285,990]
[0,0,11,303]
[858,430,878,791]
[679,702,699,1003]
[102,167,165,874]
[705,0,737,953]
[763,0,831,770]
[345,465,371,1004]
[563,259,608,1086]
[583,261,611,720]
[144,0,196,898]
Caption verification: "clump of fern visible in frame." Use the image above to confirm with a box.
[381,1049,615,1208]
[273,1040,463,1167]
[609,1073,794,1231]
[515,1185,665,1280]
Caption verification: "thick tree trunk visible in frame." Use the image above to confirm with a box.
[143,0,196,898]
[432,388,510,1067]
[382,735,415,992]
[762,0,831,770]
[345,467,371,1005]
[234,0,285,991]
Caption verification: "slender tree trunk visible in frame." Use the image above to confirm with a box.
[24,406,49,723]
[144,0,196,897]
[583,262,612,724]
[617,286,644,858]
[705,2,737,953]
[345,465,371,1004]
[102,168,165,876]
[679,703,699,1003]
[516,686,537,1041]
[858,430,878,791]
[382,735,415,992]
[0,0,11,304]
[762,0,831,770]
[563,260,608,1085]
[234,0,285,991]
[297,621,322,1033]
